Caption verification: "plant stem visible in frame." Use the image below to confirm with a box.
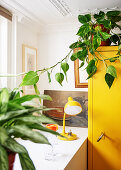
[0,72,26,77]
[0,50,72,78]
[37,49,72,73]
[95,50,107,69]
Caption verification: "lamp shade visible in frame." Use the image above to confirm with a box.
[64,97,82,116]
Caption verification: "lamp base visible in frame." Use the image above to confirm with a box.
[57,132,78,141]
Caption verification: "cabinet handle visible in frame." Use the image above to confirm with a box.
[97,133,104,142]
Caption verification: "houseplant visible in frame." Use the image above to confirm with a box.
[13,10,120,90]
[69,10,121,88]
[0,88,61,170]
[1,10,120,89]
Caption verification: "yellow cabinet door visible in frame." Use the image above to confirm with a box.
[88,46,121,170]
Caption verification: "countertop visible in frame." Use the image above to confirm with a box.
[13,127,88,170]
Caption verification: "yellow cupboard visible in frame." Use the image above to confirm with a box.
[88,46,121,170]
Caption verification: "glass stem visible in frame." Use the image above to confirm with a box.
[62,113,66,134]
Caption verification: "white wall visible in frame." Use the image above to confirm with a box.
[15,21,88,93]
[16,22,39,87]
[38,24,88,92]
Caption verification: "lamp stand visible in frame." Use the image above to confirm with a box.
[57,113,78,141]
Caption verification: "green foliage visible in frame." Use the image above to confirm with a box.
[47,71,51,83]
[77,48,88,61]
[78,14,91,24]
[11,94,52,104]
[105,73,115,88]
[93,33,101,50]
[99,32,111,40]
[106,65,117,78]
[71,10,121,88]
[106,11,121,17]
[69,42,78,49]
[0,88,9,113]
[61,62,69,75]
[55,73,64,86]
[77,24,90,37]
[19,152,36,170]
[20,71,39,86]
[70,53,78,61]
[79,62,84,68]
[86,60,97,79]
[0,145,8,170]
[0,88,60,170]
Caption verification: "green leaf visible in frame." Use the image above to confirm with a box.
[69,42,78,49]
[26,123,60,136]
[96,19,111,29]
[0,88,9,113]
[86,59,97,78]
[79,62,84,68]
[100,31,111,40]
[111,16,121,22]
[77,24,90,37]
[8,125,50,144]
[34,84,40,95]
[61,62,69,75]
[0,145,9,170]
[78,14,91,24]
[47,71,51,83]
[94,11,105,20]
[99,11,105,18]
[8,102,25,111]
[106,11,121,17]
[11,114,56,125]
[0,108,44,124]
[78,15,87,24]
[85,14,91,22]
[105,73,115,88]
[19,152,35,170]
[106,65,117,78]
[20,71,39,86]
[70,53,77,61]
[0,127,9,145]
[9,91,17,100]
[93,34,101,50]
[109,58,117,62]
[77,48,88,61]
[3,138,27,153]
[0,127,26,153]
[55,73,64,86]
[11,94,52,104]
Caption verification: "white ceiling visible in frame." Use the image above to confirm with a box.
[0,0,121,30]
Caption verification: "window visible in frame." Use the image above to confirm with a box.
[0,9,12,88]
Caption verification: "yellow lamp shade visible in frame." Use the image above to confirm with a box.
[64,97,82,116]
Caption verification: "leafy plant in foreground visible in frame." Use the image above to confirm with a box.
[0,88,60,170]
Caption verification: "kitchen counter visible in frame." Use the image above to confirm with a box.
[13,127,88,170]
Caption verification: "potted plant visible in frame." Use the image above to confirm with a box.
[0,88,60,170]
[69,10,121,88]
[1,10,120,89]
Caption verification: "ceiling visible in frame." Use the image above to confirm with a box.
[0,0,121,31]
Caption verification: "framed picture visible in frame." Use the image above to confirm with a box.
[22,44,37,94]
[74,49,88,88]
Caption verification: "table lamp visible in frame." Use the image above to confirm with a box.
[58,97,82,141]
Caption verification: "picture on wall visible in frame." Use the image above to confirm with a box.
[22,44,37,94]
[44,90,88,127]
